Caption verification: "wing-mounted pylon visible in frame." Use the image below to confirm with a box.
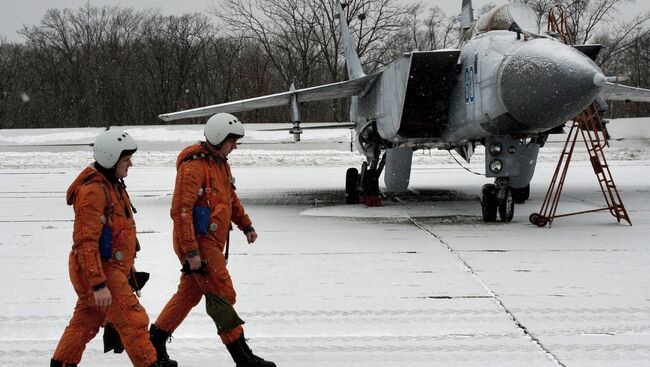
[289,83,302,142]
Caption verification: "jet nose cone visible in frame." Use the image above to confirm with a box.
[500,41,604,131]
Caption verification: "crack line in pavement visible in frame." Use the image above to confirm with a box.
[407,215,566,367]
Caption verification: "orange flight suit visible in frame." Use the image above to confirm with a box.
[154,143,253,344]
[52,166,157,367]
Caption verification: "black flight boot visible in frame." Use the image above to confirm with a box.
[50,360,77,367]
[149,324,178,367]
[149,362,175,367]
[225,335,276,367]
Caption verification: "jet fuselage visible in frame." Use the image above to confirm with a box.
[354,30,606,150]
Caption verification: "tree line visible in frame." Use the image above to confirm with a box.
[0,0,649,129]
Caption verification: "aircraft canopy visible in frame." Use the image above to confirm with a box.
[473,3,540,35]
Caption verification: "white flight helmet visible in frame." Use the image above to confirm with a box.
[93,129,137,169]
[204,113,245,146]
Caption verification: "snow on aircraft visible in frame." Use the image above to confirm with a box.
[158,0,650,222]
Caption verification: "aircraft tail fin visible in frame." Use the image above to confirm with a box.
[461,0,474,30]
[336,1,365,79]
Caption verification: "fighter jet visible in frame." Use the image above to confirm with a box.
[159,0,650,222]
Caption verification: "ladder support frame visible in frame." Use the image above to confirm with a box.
[530,104,631,227]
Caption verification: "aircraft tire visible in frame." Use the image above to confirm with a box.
[481,184,498,222]
[345,168,360,204]
[511,184,530,204]
[499,188,515,222]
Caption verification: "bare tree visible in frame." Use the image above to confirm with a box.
[531,0,634,44]
[210,0,414,82]
[0,38,26,128]
[139,13,214,117]
[19,4,152,126]
[523,0,558,29]
[209,0,414,121]
[209,0,325,90]
[594,13,650,116]
[595,12,650,65]
[404,4,459,51]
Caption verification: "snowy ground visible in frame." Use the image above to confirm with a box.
[1,120,649,366]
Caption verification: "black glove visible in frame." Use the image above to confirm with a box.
[128,271,150,291]
[181,260,208,276]
[103,323,124,354]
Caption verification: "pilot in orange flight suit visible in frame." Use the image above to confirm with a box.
[51,129,173,367]
[150,113,275,367]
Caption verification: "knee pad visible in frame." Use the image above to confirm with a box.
[204,292,245,334]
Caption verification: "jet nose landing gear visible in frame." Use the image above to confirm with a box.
[481,178,514,222]
[482,135,540,223]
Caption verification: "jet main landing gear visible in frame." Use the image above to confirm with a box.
[345,158,384,207]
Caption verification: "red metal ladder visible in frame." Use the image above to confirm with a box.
[529,103,632,227]
[547,4,572,45]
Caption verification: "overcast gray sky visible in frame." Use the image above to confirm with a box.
[1,0,648,42]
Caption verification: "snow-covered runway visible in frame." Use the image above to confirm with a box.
[1,124,649,366]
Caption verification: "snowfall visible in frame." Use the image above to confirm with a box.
[1,119,649,367]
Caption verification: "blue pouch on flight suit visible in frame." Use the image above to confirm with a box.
[193,206,211,235]
[99,225,113,259]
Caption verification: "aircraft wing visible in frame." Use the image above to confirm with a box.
[600,82,650,103]
[159,74,378,122]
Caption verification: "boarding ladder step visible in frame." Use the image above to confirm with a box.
[529,102,632,227]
